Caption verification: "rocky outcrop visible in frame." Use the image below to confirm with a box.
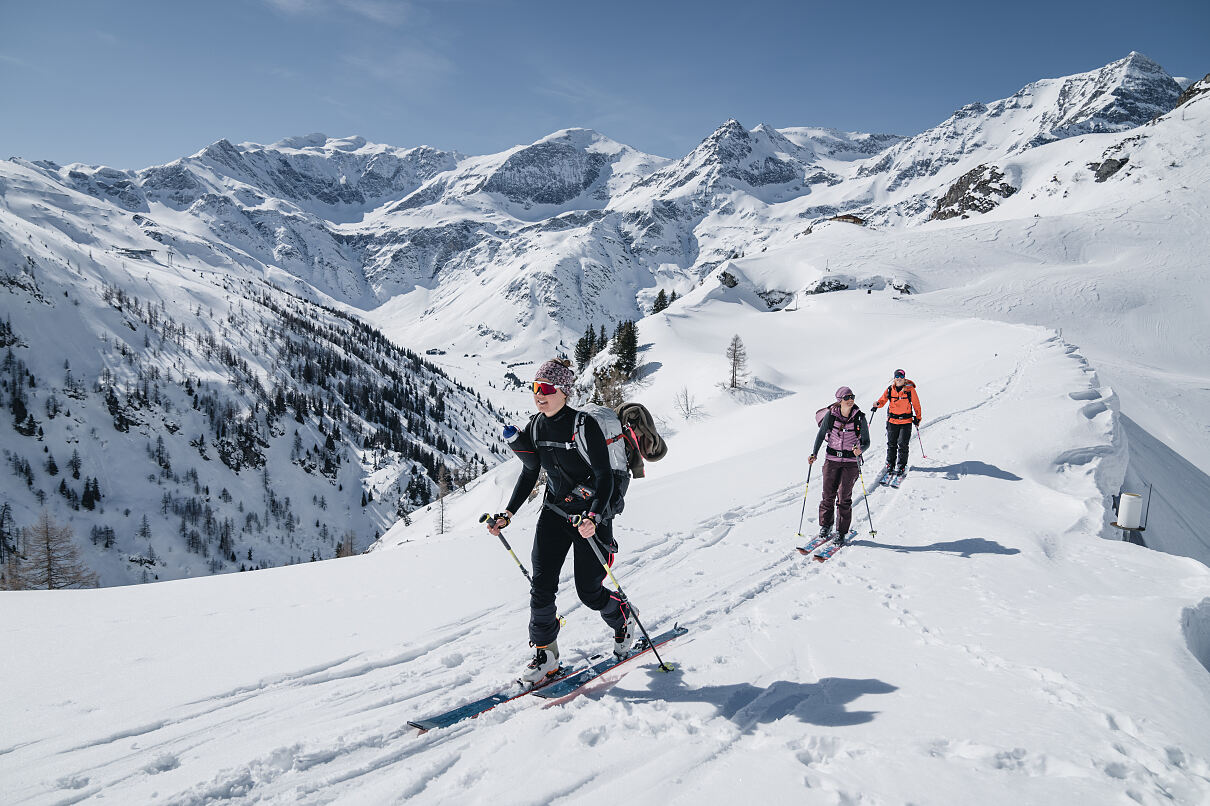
[1174,74,1210,110]
[480,140,609,206]
[930,164,1017,221]
[1089,157,1129,182]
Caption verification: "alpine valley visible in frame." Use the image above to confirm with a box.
[3,52,1210,804]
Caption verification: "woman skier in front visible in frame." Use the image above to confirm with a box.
[808,386,870,545]
[484,358,636,683]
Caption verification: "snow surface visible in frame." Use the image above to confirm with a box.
[4,288,1209,804]
[2,51,1209,804]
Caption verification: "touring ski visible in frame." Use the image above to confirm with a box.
[531,624,688,701]
[889,471,907,489]
[812,530,859,562]
[408,625,688,731]
[408,664,576,732]
[795,532,836,556]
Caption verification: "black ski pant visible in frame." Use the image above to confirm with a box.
[529,506,625,647]
[819,459,860,535]
[886,422,912,471]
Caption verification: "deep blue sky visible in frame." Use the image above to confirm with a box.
[2,0,1206,169]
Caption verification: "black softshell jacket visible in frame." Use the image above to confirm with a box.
[506,405,615,518]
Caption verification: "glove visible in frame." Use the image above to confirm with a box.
[913,417,921,426]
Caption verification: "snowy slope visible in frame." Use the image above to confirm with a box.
[4,287,1209,804]
[0,158,505,587]
[705,85,1210,563]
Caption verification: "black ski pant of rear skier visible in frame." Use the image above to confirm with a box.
[886,422,912,471]
[819,459,860,536]
[529,506,626,647]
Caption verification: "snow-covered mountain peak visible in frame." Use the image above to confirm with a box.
[853,52,1182,197]
[266,132,348,151]
[1032,50,1181,141]
[775,125,905,161]
[620,119,814,207]
[389,127,668,219]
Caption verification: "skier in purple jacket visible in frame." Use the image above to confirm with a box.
[808,386,870,544]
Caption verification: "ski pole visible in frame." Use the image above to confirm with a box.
[567,512,675,673]
[915,423,928,459]
[856,459,878,539]
[795,461,815,538]
[479,513,566,626]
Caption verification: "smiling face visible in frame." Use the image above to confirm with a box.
[532,378,567,417]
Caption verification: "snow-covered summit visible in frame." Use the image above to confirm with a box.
[26,134,461,223]
[777,125,906,160]
[386,127,669,220]
[856,51,1182,193]
[621,118,819,206]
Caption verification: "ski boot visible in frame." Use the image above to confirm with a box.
[521,641,560,685]
[613,603,639,659]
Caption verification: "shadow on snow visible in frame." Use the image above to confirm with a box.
[908,461,1022,481]
[600,670,897,731]
[858,537,1021,557]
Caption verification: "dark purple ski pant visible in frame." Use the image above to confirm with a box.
[819,459,860,535]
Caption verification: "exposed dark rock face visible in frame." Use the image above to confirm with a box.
[808,279,850,294]
[930,165,1018,221]
[1090,157,1130,182]
[1174,74,1210,109]
[481,141,609,205]
[708,122,799,187]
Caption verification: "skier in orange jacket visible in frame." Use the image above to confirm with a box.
[871,369,922,476]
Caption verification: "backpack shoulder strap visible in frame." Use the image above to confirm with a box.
[531,413,576,452]
[573,411,591,464]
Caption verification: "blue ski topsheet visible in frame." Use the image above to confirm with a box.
[531,624,688,700]
[812,530,859,562]
[795,532,836,555]
[408,625,688,730]
[408,664,572,731]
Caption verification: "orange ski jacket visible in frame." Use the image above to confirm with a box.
[875,380,921,425]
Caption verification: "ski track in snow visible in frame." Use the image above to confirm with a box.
[7,328,1210,804]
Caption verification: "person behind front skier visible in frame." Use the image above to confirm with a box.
[484,358,637,684]
[871,368,922,476]
[808,387,870,545]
